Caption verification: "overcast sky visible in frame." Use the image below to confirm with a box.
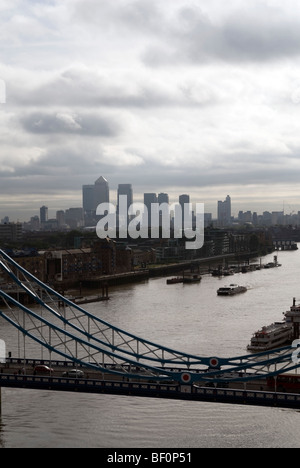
[2,0,300,220]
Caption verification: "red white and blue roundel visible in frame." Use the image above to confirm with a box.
[181,373,192,383]
[209,358,219,368]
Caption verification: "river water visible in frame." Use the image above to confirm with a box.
[1,249,300,448]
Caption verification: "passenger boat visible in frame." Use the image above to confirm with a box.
[247,298,300,352]
[217,284,247,296]
[247,322,293,352]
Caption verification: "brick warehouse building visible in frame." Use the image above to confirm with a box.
[5,239,132,287]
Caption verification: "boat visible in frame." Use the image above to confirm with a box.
[247,298,300,352]
[183,273,202,283]
[247,322,293,352]
[264,255,282,268]
[217,284,247,296]
[166,277,183,285]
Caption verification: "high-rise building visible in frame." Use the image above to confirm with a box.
[144,193,158,228]
[56,210,66,229]
[218,195,231,227]
[158,193,169,204]
[117,184,133,234]
[82,185,95,212]
[40,206,48,225]
[65,208,84,229]
[179,194,190,229]
[94,176,109,208]
[158,193,170,229]
[82,176,109,226]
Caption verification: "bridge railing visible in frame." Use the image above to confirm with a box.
[1,373,300,409]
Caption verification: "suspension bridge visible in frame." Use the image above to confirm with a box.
[0,249,300,409]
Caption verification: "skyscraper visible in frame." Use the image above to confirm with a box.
[144,193,158,228]
[94,176,109,208]
[117,184,133,234]
[40,206,48,225]
[82,176,109,226]
[218,195,231,227]
[82,185,95,212]
[179,194,190,230]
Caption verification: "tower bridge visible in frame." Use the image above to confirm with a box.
[0,249,300,409]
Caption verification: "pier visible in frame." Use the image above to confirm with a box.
[273,239,298,251]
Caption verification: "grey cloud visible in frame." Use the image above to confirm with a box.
[10,66,218,109]
[142,4,300,66]
[20,111,121,136]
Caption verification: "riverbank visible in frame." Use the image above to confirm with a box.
[51,250,267,293]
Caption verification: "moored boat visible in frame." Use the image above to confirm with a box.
[166,277,183,285]
[183,273,202,283]
[247,322,292,352]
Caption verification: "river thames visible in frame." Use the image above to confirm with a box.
[1,248,300,448]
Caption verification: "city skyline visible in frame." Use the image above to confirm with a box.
[1,2,300,221]
[2,173,300,224]
[3,173,300,229]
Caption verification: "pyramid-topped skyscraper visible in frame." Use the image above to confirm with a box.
[82,176,109,226]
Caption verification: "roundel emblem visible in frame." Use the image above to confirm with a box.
[209,358,219,368]
[181,373,192,383]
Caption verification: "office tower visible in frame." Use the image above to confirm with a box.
[158,193,170,229]
[82,176,109,226]
[82,185,95,212]
[56,210,66,229]
[218,195,231,227]
[65,208,84,229]
[144,193,158,228]
[40,206,48,224]
[94,176,109,208]
[117,184,133,234]
[179,194,190,230]
[158,193,169,204]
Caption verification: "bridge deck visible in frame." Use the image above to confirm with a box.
[1,373,300,410]
[1,359,300,410]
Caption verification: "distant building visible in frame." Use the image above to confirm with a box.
[117,184,133,233]
[144,193,158,228]
[204,213,212,228]
[65,208,84,229]
[82,176,110,226]
[94,176,109,208]
[40,206,48,225]
[179,194,190,230]
[0,223,22,242]
[158,193,169,204]
[218,195,231,227]
[82,184,95,212]
[56,211,66,229]
[158,193,170,228]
